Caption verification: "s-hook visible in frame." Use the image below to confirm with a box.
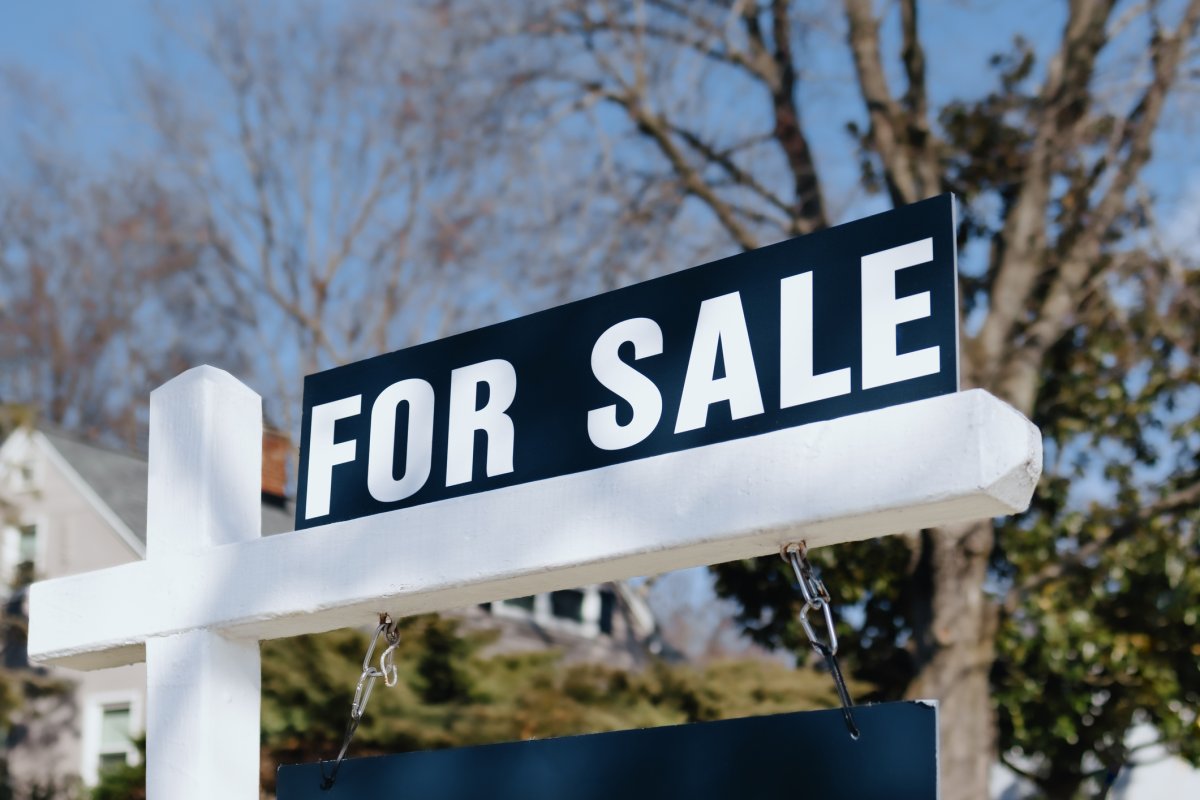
[319,613,400,790]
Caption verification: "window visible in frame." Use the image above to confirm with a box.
[501,595,535,613]
[598,589,616,636]
[491,587,612,637]
[17,525,37,567]
[550,590,584,623]
[81,693,141,786]
[98,704,133,774]
[3,522,40,588]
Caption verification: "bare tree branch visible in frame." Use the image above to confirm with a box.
[758,0,827,233]
[598,84,761,249]
[993,0,1200,410]
[843,0,940,208]
[972,0,1120,396]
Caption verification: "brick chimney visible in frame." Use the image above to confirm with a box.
[262,429,291,505]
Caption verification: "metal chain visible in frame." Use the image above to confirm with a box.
[320,613,400,790]
[783,543,860,740]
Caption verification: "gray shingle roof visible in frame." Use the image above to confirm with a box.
[41,429,152,545]
[39,428,296,544]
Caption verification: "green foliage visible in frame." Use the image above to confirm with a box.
[90,738,144,800]
[995,519,1200,796]
[414,616,477,704]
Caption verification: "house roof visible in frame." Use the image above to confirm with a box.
[37,427,297,545]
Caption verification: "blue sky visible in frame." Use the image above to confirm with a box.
[3,0,1192,210]
[0,0,151,70]
[0,0,156,151]
[1,0,135,69]
[0,1,1056,170]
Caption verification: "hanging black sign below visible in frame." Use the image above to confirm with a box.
[277,701,938,799]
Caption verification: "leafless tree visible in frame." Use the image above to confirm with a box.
[0,69,239,449]
[134,2,539,433]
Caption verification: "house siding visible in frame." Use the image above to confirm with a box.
[1,430,147,790]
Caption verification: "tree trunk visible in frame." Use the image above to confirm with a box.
[906,519,998,800]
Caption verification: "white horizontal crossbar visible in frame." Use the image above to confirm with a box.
[29,389,1039,671]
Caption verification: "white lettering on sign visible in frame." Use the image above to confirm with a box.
[674,292,765,434]
[304,395,362,520]
[304,359,518,520]
[301,233,952,520]
[780,271,852,408]
[445,359,518,487]
[861,238,939,390]
[367,379,435,503]
[587,317,664,451]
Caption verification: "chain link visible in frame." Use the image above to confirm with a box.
[350,616,399,719]
[782,543,860,740]
[784,542,839,656]
[320,613,400,790]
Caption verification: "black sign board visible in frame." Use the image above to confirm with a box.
[277,702,938,799]
[297,195,957,527]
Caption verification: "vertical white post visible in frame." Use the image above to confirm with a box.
[144,366,262,800]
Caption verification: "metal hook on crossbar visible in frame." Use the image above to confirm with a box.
[784,542,839,657]
[380,640,400,689]
[350,614,398,718]
[320,613,401,790]
[782,543,860,741]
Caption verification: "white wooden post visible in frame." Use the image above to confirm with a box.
[143,366,262,799]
